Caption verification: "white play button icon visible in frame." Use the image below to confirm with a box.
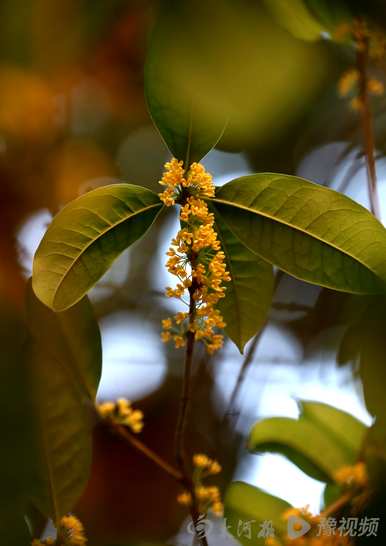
[287,516,311,539]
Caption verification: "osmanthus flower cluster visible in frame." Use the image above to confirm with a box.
[159,159,230,353]
[334,461,368,489]
[177,453,223,517]
[265,463,369,546]
[32,515,86,546]
[265,506,352,546]
[336,18,385,110]
[97,398,144,433]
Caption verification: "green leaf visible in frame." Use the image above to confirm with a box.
[263,0,325,41]
[26,280,101,399]
[210,173,386,295]
[305,0,353,31]
[323,482,343,509]
[299,400,367,456]
[224,481,291,546]
[213,212,274,352]
[144,5,227,164]
[248,415,358,482]
[32,184,163,311]
[26,282,102,523]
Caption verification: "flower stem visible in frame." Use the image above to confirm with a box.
[174,277,209,546]
[109,420,183,481]
[356,27,382,220]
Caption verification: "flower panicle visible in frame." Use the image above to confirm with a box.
[59,516,86,546]
[32,515,86,546]
[334,462,368,488]
[177,453,223,517]
[97,398,144,433]
[159,159,230,354]
[336,18,385,111]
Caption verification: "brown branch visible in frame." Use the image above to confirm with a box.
[322,491,353,518]
[109,420,183,481]
[222,326,265,429]
[174,292,196,471]
[356,27,382,220]
[173,279,209,546]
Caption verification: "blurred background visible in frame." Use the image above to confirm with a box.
[2,1,386,545]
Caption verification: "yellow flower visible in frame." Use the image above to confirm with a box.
[338,69,359,98]
[97,399,144,434]
[208,460,222,474]
[58,515,87,546]
[159,160,230,353]
[162,318,172,329]
[177,491,192,506]
[368,78,384,96]
[193,453,210,468]
[334,462,368,488]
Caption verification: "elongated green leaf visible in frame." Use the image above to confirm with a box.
[248,416,358,482]
[26,282,102,523]
[32,184,163,311]
[145,5,227,164]
[225,481,291,546]
[263,0,325,41]
[299,400,366,456]
[210,174,386,294]
[213,212,274,352]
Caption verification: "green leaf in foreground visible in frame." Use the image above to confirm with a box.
[210,173,386,295]
[299,400,366,456]
[32,184,163,311]
[26,282,102,523]
[213,212,274,352]
[247,405,363,482]
[145,7,227,164]
[224,481,291,546]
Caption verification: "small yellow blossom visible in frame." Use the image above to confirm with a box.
[334,462,368,488]
[193,452,222,475]
[177,491,192,506]
[368,78,384,95]
[349,96,363,111]
[193,453,210,468]
[338,69,359,97]
[58,515,87,546]
[161,318,172,329]
[177,453,223,516]
[97,398,144,433]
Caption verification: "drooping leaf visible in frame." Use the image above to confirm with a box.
[26,282,102,523]
[299,400,367,456]
[224,481,291,546]
[32,184,163,311]
[213,212,274,353]
[263,0,325,41]
[210,174,386,295]
[304,0,353,31]
[0,298,36,546]
[145,3,227,164]
[248,414,359,482]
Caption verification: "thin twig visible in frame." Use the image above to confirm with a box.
[109,420,183,481]
[173,277,208,546]
[322,492,353,518]
[175,290,196,470]
[356,27,382,220]
[222,327,265,429]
